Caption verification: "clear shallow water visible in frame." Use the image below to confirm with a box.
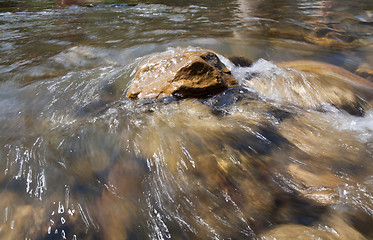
[0,0,373,239]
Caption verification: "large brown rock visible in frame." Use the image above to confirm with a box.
[127,50,238,99]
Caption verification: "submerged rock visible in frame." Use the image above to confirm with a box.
[127,49,238,99]
[305,28,363,49]
[0,191,41,240]
[228,56,254,67]
[261,211,369,239]
[356,63,373,82]
[0,190,94,240]
[96,188,143,240]
[286,164,342,205]
[260,224,346,240]
[276,111,372,205]
[127,99,305,237]
[245,59,373,115]
[301,17,370,49]
[260,213,369,239]
[278,60,373,90]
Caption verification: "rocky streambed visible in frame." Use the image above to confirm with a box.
[1,45,372,239]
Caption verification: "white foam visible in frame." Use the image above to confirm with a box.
[334,109,373,142]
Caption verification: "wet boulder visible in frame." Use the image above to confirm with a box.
[261,214,368,240]
[259,223,364,240]
[127,49,238,99]
[279,60,373,115]
[245,59,373,115]
[278,60,373,90]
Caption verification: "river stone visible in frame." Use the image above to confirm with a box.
[301,19,365,49]
[305,30,362,49]
[260,224,343,240]
[245,60,370,115]
[355,63,373,82]
[277,111,372,205]
[228,56,254,67]
[287,164,342,205]
[275,60,373,115]
[127,50,238,99]
[319,214,368,240]
[96,189,138,240]
[278,60,373,90]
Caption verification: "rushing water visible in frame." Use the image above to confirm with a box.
[1,0,373,239]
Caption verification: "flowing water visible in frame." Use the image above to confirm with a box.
[1,0,373,239]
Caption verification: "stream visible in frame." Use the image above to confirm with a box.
[1,0,373,239]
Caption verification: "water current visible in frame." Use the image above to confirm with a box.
[1,0,373,239]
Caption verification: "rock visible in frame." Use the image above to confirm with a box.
[262,208,369,239]
[261,215,368,239]
[40,197,98,240]
[334,207,373,239]
[106,160,144,199]
[355,63,373,82]
[127,49,238,99]
[305,30,362,49]
[302,18,366,49]
[52,46,117,69]
[245,60,370,115]
[0,188,100,240]
[265,17,368,49]
[315,214,368,240]
[0,204,45,240]
[95,189,141,240]
[279,60,373,114]
[278,60,373,90]
[127,99,280,238]
[287,164,342,205]
[276,111,372,205]
[60,131,116,184]
[260,224,341,240]
[228,56,254,67]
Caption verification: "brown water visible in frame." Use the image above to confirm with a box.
[1,0,373,239]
